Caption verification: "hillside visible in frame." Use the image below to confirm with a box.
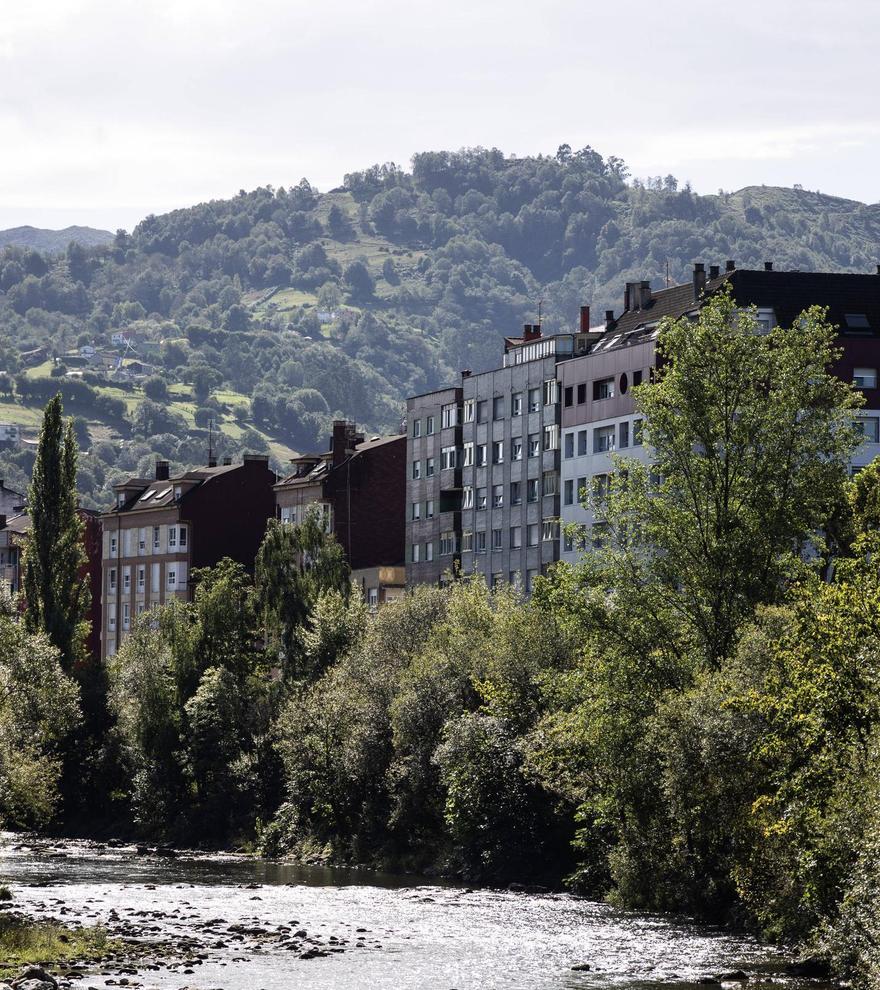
[0,225,114,253]
[0,145,878,507]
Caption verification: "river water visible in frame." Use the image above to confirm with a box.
[0,837,807,990]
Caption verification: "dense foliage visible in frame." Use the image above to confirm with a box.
[1,146,879,511]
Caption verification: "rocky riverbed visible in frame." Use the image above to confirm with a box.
[0,837,835,990]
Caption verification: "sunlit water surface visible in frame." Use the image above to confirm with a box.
[0,837,805,990]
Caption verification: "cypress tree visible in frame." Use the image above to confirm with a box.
[23,393,89,671]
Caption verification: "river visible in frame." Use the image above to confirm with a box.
[0,837,813,990]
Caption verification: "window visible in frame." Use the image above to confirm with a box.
[543,424,559,450]
[463,486,474,509]
[633,419,644,446]
[463,399,475,423]
[368,588,379,609]
[476,530,487,553]
[426,456,435,477]
[168,527,178,549]
[137,567,145,592]
[109,568,117,592]
[593,377,615,400]
[594,473,610,500]
[492,484,504,508]
[511,393,523,417]
[563,529,575,553]
[527,524,539,547]
[426,499,435,518]
[525,568,537,592]
[543,380,559,406]
[633,370,643,387]
[167,566,177,590]
[619,421,630,449]
[510,525,522,549]
[476,444,487,466]
[123,603,130,630]
[412,418,422,438]
[476,487,487,510]
[564,479,574,506]
[476,400,488,423]
[511,438,523,461]
[493,396,505,420]
[151,563,160,593]
[564,433,574,458]
[441,446,458,470]
[110,535,117,555]
[411,543,421,563]
[412,460,422,480]
[527,479,539,502]
[492,440,504,464]
[594,426,615,453]
[578,429,588,456]
[425,541,434,562]
[542,519,560,542]
[123,567,131,592]
[491,572,504,589]
[117,493,126,508]
[564,385,574,408]
[543,472,558,497]
[137,602,146,616]
[510,481,522,505]
[426,415,435,435]
[755,308,776,331]
[577,383,587,404]
[577,476,587,501]
[854,368,878,389]
[509,570,521,586]
[174,486,182,501]
[412,501,422,520]
[138,528,146,553]
[463,442,474,466]
[440,529,458,557]
[179,526,187,549]
[528,388,541,413]
[528,434,540,458]
[281,506,298,525]
[441,403,460,428]
[153,526,160,550]
[845,313,871,332]
[857,417,880,443]
[491,528,503,551]
[462,530,474,552]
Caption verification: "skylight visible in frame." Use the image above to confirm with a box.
[139,490,155,502]
[845,313,871,331]
[155,487,172,499]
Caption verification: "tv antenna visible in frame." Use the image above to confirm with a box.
[537,297,544,326]
[207,417,214,466]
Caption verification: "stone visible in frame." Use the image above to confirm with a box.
[12,967,58,989]
[571,963,591,971]
[716,971,748,982]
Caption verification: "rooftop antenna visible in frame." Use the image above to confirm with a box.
[207,417,214,466]
[666,259,670,288]
[537,297,544,325]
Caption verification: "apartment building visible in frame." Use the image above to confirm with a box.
[559,263,880,563]
[100,454,275,658]
[274,420,407,607]
[406,313,599,590]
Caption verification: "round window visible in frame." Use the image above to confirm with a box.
[619,373,629,394]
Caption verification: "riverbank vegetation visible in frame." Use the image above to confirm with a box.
[3,292,880,983]
[0,911,117,980]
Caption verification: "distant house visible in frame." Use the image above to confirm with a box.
[0,426,22,452]
[19,346,47,367]
[0,478,26,512]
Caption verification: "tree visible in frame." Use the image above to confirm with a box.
[582,289,862,667]
[343,260,375,303]
[254,510,350,676]
[143,375,169,402]
[22,394,89,671]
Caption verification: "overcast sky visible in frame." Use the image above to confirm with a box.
[1,0,877,232]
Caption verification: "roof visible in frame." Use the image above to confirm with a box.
[2,513,31,536]
[275,434,404,489]
[591,268,880,354]
[106,460,259,515]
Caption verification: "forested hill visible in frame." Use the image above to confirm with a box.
[0,225,114,252]
[1,146,879,475]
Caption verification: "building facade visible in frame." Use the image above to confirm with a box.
[558,264,880,563]
[99,454,276,658]
[405,315,599,589]
[274,420,407,606]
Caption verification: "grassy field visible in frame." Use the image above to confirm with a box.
[0,912,120,980]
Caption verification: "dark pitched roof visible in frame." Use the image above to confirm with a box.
[592,268,880,354]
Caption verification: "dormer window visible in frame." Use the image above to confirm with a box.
[117,493,126,507]
[174,486,182,500]
[845,313,871,333]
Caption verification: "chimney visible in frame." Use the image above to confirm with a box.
[243,454,269,466]
[693,262,706,301]
[624,283,632,311]
[461,369,472,379]
[764,261,773,271]
[876,264,880,274]
[604,309,615,328]
[726,259,736,272]
[709,264,720,279]
[155,460,169,481]
[579,305,591,333]
[522,323,541,341]
[207,457,217,468]
[0,514,5,530]
[222,456,232,465]
[639,280,652,308]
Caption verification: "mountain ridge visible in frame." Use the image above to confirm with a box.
[0,225,114,253]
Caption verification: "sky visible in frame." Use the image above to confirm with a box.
[1,0,878,232]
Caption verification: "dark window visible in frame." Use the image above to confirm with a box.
[563,386,574,407]
[577,383,587,404]
[619,373,628,394]
[633,369,643,387]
